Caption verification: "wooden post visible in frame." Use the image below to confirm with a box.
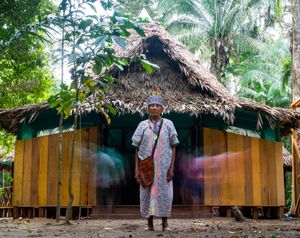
[38,207,45,217]
[290,97,300,217]
[28,208,33,218]
[226,207,231,218]
[295,195,300,216]
[13,206,19,219]
[292,129,300,216]
[277,206,285,219]
[252,207,259,219]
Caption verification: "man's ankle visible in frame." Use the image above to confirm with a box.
[162,217,168,228]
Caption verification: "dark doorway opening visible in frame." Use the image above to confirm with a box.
[97,113,204,206]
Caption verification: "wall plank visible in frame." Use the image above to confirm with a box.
[22,139,33,206]
[212,130,226,205]
[30,137,40,206]
[227,133,237,205]
[244,137,253,205]
[235,134,246,205]
[72,131,81,206]
[275,142,285,205]
[267,140,277,206]
[259,139,269,206]
[251,137,262,206]
[38,136,48,206]
[62,132,71,206]
[12,140,24,206]
[80,129,89,206]
[47,134,59,206]
[88,127,98,206]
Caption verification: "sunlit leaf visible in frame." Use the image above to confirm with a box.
[141,59,160,74]
[112,35,127,49]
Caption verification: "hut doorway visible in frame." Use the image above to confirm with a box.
[98,113,204,207]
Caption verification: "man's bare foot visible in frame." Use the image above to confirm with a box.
[144,226,154,231]
[146,216,154,231]
[163,226,171,231]
[162,217,170,231]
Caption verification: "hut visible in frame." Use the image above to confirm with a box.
[0,148,13,216]
[1,22,300,219]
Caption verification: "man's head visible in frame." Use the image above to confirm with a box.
[147,95,164,117]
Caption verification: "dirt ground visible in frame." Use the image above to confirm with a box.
[0,217,299,238]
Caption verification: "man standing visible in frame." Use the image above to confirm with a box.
[132,95,179,231]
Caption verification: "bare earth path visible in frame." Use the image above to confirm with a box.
[0,217,299,238]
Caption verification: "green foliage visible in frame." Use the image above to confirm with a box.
[155,0,286,79]
[0,130,15,159]
[228,40,291,108]
[282,136,292,153]
[0,171,13,187]
[156,0,267,78]
[0,0,56,158]
[285,171,292,208]
[47,0,153,120]
[0,0,56,108]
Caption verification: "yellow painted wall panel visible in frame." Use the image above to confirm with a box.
[88,127,98,206]
[275,142,285,205]
[38,136,48,206]
[251,137,261,205]
[22,139,33,206]
[12,140,24,206]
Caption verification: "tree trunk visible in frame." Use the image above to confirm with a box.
[56,113,63,222]
[291,0,300,216]
[65,5,78,221]
[210,37,231,80]
[65,112,78,223]
[56,5,66,222]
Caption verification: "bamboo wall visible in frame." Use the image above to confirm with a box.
[12,127,98,207]
[203,128,285,206]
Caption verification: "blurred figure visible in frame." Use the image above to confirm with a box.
[177,152,204,205]
[95,147,126,208]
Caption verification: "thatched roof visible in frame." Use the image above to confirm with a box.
[1,22,300,134]
[0,103,49,133]
[283,147,292,167]
[104,22,238,123]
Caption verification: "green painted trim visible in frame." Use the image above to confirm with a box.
[16,108,281,141]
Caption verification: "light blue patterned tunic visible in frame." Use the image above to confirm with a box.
[132,118,179,218]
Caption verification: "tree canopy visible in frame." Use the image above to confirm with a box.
[0,0,56,109]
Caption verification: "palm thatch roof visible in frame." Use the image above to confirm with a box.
[0,22,300,134]
[283,147,292,167]
[0,103,49,133]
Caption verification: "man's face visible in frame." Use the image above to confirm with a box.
[148,104,163,117]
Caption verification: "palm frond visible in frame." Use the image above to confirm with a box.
[221,4,242,36]
[233,34,267,54]
[187,0,213,26]
[166,14,208,32]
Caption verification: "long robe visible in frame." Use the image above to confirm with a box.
[132,118,179,218]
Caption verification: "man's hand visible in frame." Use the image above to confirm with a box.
[135,170,142,184]
[166,168,174,182]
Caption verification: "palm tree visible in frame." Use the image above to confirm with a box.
[156,0,282,79]
[232,40,291,107]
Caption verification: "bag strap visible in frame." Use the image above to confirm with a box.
[151,119,163,158]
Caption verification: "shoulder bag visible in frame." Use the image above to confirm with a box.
[138,119,163,188]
